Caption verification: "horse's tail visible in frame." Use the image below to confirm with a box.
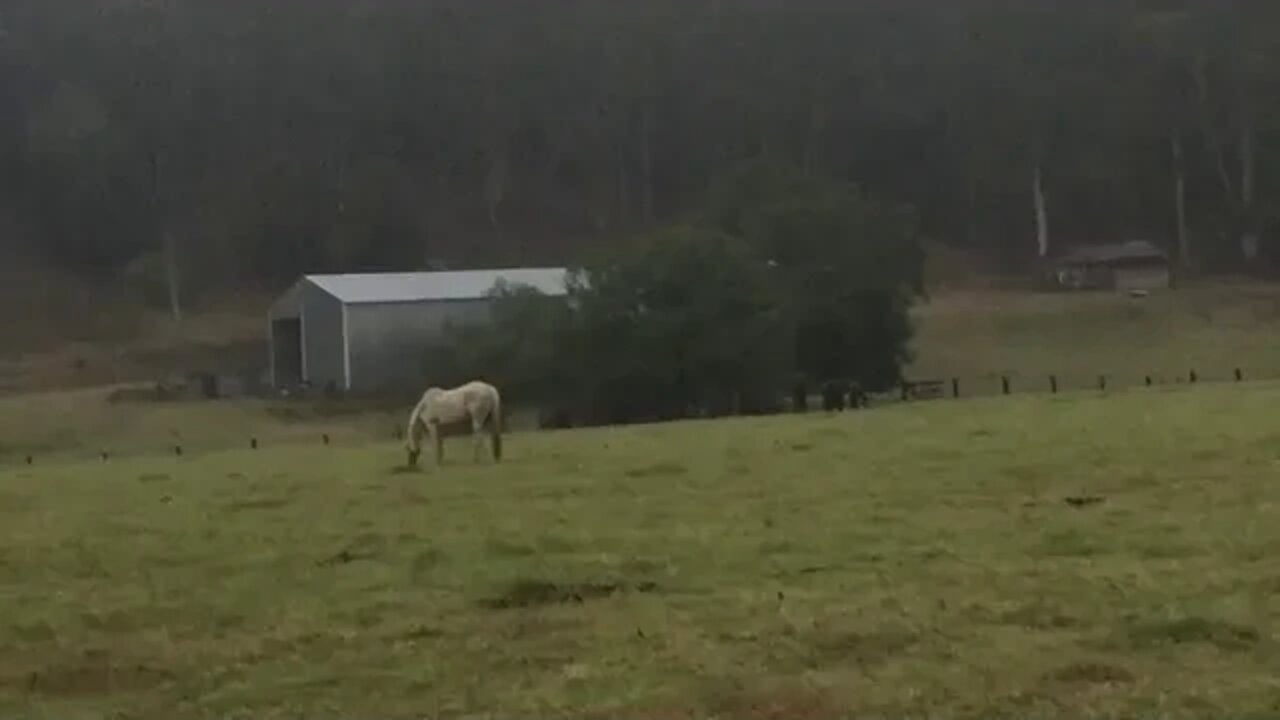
[489,388,503,461]
[405,397,425,452]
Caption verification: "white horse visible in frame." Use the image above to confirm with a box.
[404,380,503,468]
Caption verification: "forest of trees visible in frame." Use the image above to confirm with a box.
[3,2,1279,319]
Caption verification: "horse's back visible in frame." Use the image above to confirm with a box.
[459,379,499,397]
[454,380,500,407]
[419,380,498,422]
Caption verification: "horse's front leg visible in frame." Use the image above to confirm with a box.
[471,419,486,462]
[430,421,444,466]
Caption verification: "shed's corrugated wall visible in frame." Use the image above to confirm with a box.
[345,299,492,392]
[300,280,346,388]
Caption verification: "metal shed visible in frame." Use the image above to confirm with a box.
[268,267,570,393]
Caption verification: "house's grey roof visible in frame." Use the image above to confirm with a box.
[1054,240,1168,265]
[303,267,571,304]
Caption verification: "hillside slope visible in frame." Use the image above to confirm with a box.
[908,280,1280,392]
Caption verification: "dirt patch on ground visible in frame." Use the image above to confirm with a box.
[704,685,850,720]
[625,462,688,479]
[479,579,659,610]
[808,627,919,668]
[225,496,293,512]
[8,650,175,697]
[576,685,847,720]
[1046,661,1135,685]
[1122,616,1259,652]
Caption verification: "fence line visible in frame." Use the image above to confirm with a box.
[5,366,1275,467]
[890,365,1263,405]
[796,365,1274,412]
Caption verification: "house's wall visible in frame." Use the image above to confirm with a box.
[345,299,494,393]
[1112,265,1170,291]
[300,281,346,389]
[1051,263,1111,290]
[1051,262,1169,291]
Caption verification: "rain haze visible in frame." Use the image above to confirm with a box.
[2,3,1280,718]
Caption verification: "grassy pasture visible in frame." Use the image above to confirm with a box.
[3,382,1280,719]
[909,281,1280,391]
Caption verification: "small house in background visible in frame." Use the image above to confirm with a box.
[1041,241,1171,292]
[268,267,570,393]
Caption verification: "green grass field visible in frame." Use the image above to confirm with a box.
[4,380,1280,719]
[909,281,1280,391]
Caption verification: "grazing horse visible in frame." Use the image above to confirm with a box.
[405,380,503,468]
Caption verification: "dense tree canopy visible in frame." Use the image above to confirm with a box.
[429,162,922,424]
[2,2,1279,315]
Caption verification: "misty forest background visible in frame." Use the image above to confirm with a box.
[4,3,1280,304]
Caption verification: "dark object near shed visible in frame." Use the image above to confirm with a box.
[847,382,867,408]
[821,380,849,411]
[903,379,944,401]
[538,406,574,430]
[791,379,808,413]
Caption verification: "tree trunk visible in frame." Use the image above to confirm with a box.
[1171,132,1191,268]
[1033,163,1049,257]
[1191,53,1236,200]
[1239,121,1258,263]
[966,171,979,248]
[803,98,827,175]
[615,137,631,228]
[640,101,655,224]
[483,139,507,231]
[150,149,182,322]
[163,229,183,323]
[955,102,979,248]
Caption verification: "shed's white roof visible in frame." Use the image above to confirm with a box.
[304,267,570,304]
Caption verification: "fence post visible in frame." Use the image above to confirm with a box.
[952,378,960,398]
[792,380,808,413]
[1050,375,1058,394]
[1235,368,1243,382]
[1145,375,1152,387]
[1098,375,1107,391]
[848,383,866,409]
[1001,376,1010,395]
[1189,369,1198,384]
[900,381,910,402]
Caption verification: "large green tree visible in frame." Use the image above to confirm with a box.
[707,159,922,390]
[434,160,924,423]
[437,224,792,425]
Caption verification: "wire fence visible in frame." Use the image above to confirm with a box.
[792,365,1273,412]
[5,366,1274,468]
